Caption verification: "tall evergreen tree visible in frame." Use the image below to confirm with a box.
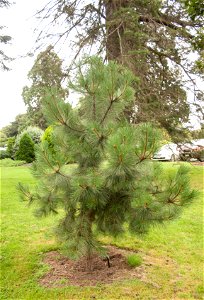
[18,57,196,269]
[15,133,35,163]
[35,0,204,138]
[22,46,68,129]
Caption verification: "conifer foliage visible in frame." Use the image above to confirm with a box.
[15,133,35,163]
[18,57,196,268]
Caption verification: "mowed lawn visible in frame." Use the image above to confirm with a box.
[0,163,203,300]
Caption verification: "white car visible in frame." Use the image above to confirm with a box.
[152,143,180,161]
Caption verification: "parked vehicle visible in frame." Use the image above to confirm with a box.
[179,139,204,162]
[152,143,180,161]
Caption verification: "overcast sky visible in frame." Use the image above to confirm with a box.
[0,0,47,128]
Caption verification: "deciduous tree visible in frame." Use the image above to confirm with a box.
[1,113,31,138]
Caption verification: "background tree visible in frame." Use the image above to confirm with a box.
[0,130,7,147]
[34,0,204,139]
[1,113,31,138]
[22,46,68,129]
[15,126,43,145]
[191,124,204,139]
[182,0,204,91]
[13,126,44,157]
[182,0,204,20]
[19,57,196,268]
[15,133,35,163]
[6,137,15,158]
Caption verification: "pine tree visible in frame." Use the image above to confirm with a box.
[18,57,197,270]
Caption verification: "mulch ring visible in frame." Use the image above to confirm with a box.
[190,161,204,166]
[39,246,147,287]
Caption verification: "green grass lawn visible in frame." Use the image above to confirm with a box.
[1,163,203,299]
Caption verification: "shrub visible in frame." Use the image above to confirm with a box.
[126,254,143,267]
[0,158,26,167]
[0,150,10,159]
[0,131,7,147]
[15,133,35,163]
[14,126,43,155]
[42,126,54,151]
[7,137,15,158]
[20,126,44,144]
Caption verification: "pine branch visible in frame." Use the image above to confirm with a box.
[158,12,203,28]
[167,184,185,204]
[145,138,156,159]
[138,15,194,38]
[86,3,106,20]
[100,81,128,124]
[17,183,35,204]
[146,45,203,107]
[45,93,83,133]
[141,129,148,160]
[40,147,70,179]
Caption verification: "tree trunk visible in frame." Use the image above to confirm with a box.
[85,210,95,271]
[105,0,128,62]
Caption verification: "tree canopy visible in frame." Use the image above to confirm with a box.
[34,0,204,138]
[1,113,31,138]
[182,0,204,20]
[22,46,68,129]
[19,57,197,267]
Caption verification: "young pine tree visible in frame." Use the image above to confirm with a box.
[18,57,197,269]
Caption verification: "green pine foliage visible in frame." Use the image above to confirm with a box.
[18,57,197,267]
[15,133,35,163]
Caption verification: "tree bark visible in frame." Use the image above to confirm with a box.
[105,0,128,62]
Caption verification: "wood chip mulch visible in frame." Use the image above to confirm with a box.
[39,246,146,287]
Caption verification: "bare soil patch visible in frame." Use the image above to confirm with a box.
[190,161,204,166]
[39,246,146,287]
